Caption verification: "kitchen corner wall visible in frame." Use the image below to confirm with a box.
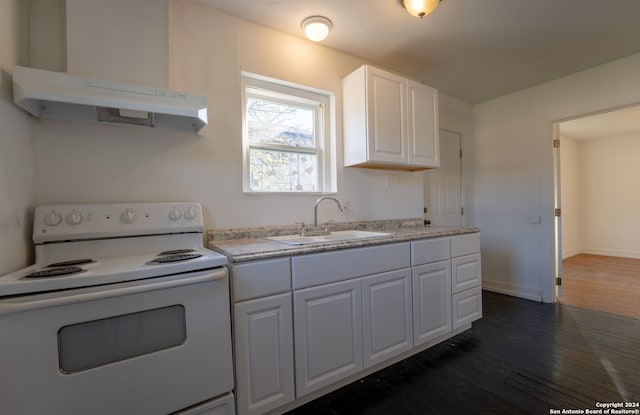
[474,52,640,303]
[0,0,35,274]
[30,0,471,231]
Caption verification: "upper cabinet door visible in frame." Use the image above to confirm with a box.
[366,67,407,165]
[407,80,439,168]
[343,65,439,171]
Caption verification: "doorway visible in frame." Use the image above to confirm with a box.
[553,104,640,318]
[423,129,463,227]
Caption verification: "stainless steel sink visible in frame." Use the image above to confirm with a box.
[266,230,390,245]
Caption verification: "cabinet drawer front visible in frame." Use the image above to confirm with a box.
[362,269,413,369]
[451,233,480,257]
[294,279,363,397]
[452,253,482,294]
[231,258,291,302]
[234,294,294,415]
[452,286,483,329]
[411,237,450,266]
[292,243,410,289]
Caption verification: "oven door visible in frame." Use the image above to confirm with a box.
[0,268,233,415]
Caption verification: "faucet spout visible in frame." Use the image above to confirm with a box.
[313,196,343,233]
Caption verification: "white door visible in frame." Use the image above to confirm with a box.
[424,129,462,226]
[412,260,452,346]
[362,269,413,369]
[293,279,363,397]
[407,80,439,167]
[366,67,407,164]
[233,293,294,415]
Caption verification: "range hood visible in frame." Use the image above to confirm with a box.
[12,66,207,133]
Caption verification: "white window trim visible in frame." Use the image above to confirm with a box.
[241,71,337,195]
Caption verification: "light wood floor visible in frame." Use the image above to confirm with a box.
[560,254,640,320]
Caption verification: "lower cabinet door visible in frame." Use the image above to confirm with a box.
[294,279,363,397]
[412,260,452,346]
[452,285,483,329]
[234,293,294,415]
[362,269,413,369]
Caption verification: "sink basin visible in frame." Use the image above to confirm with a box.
[266,230,390,245]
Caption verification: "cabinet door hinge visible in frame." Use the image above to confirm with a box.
[460,149,463,159]
[556,277,562,286]
[554,208,561,217]
[553,139,560,148]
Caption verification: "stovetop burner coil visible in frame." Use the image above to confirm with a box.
[146,253,202,265]
[46,259,96,267]
[25,266,86,279]
[157,249,195,256]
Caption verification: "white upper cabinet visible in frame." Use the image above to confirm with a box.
[343,65,439,171]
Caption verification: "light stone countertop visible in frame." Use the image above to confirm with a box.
[207,219,479,263]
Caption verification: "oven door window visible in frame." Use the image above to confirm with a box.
[58,305,186,373]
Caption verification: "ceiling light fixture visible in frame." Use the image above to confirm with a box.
[301,16,332,42]
[401,0,441,18]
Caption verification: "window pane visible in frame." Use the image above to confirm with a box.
[250,148,318,192]
[247,98,315,148]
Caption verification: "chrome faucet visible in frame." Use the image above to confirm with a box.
[300,196,343,236]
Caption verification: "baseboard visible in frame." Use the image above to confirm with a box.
[562,249,581,260]
[482,279,542,302]
[579,248,640,260]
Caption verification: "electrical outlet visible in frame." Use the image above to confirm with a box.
[339,200,349,216]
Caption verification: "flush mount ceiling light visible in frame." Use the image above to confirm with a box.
[301,16,332,42]
[401,0,441,18]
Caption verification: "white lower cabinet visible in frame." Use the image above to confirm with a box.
[412,260,452,346]
[294,279,363,397]
[233,294,294,415]
[230,232,481,415]
[452,285,483,329]
[362,268,413,369]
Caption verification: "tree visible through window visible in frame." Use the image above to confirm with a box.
[242,73,333,193]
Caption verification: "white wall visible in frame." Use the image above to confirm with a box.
[579,133,640,258]
[30,0,469,231]
[0,0,35,274]
[474,52,640,302]
[560,136,580,258]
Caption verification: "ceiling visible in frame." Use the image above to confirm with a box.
[195,0,640,104]
[559,105,640,141]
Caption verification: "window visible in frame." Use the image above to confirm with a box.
[242,72,336,193]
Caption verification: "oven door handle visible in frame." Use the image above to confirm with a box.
[0,270,227,315]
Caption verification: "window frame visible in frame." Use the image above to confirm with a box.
[241,72,336,194]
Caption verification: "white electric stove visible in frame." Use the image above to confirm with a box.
[0,202,235,415]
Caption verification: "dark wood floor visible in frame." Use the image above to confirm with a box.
[286,291,640,415]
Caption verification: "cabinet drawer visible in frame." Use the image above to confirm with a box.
[231,258,291,302]
[411,237,450,266]
[451,233,480,257]
[451,253,481,294]
[452,286,482,329]
[292,243,410,289]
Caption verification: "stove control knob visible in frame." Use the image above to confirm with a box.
[120,208,138,224]
[66,211,83,226]
[44,211,62,227]
[184,206,197,220]
[168,207,182,221]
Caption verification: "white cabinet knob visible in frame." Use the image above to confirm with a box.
[120,208,138,224]
[44,211,62,227]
